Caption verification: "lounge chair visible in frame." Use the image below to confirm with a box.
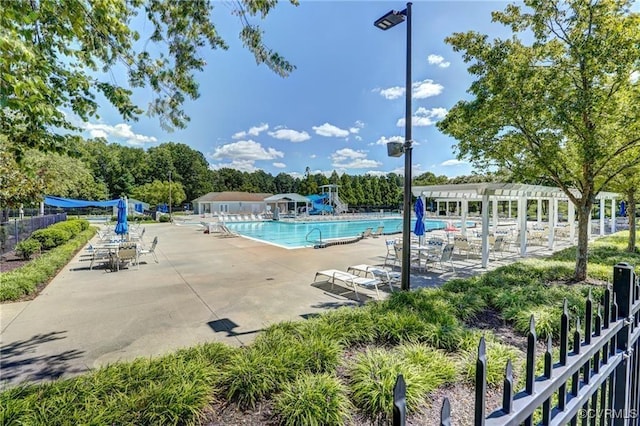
[346,264,399,297]
[361,227,373,238]
[371,226,384,238]
[216,224,239,238]
[314,269,382,301]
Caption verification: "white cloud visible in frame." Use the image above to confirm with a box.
[375,86,405,100]
[268,128,311,142]
[313,122,350,138]
[631,70,640,83]
[84,122,157,146]
[209,160,258,173]
[365,170,388,177]
[310,154,317,159]
[412,79,444,99]
[441,159,468,166]
[372,135,404,146]
[232,123,269,139]
[350,120,365,133]
[330,148,382,169]
[354,135,363,141]
[397,107,448,127]
[210,140,284,161]
[428,54,451,68]
[273,162,287,168]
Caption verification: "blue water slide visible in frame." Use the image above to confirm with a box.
[307,194,333,215]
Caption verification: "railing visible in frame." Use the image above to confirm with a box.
[393,263,640,426]
[0,213,67,254]
[305,227,322,245]
[333,194,348,214]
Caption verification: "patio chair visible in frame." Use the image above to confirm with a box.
[453,235,477,258]
[384,239,398,267]
[216,225,239,238]
[423,243,455,272]
[139,236,158,263]
[114,243,139,271]
[490,235,506,259]
[347,264,399,297]
[361,227,373,238]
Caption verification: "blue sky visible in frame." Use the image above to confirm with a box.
[80,1,518,179]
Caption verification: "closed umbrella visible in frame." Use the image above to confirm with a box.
[414,198,425,237]
[114,198,128,238]
[620,201,626,217]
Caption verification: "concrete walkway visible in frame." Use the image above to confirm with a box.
[0,222,565,388]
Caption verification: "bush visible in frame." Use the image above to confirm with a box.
[53,220,82,238]
[30,228,71,250]
[158,214,171,223]
[15,239,41,260]
[273,373,352,426]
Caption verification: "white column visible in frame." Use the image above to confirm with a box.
[537,198,542,224]
[461,199,468,236]
[519,196,528,256]
[611,198,616,233]
[508,200,512,219]
[548,197,556,250]
[569,201,576,243]
[492,197,499,234]
[599,198,605,236]
[436,201,440,215]
[481,194,490,268]
[40,201,44,216]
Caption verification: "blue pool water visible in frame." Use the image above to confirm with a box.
[223,218,448,249]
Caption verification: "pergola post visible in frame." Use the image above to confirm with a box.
[599,198,605,236]
[518,195,528,257]
[568,201,576,243]
[537,198,542,224]
[461,199,468,236]
[548,197,556,250]
[492,197,499,234]
[611,198,616,234]
[481,194,490,268]
[508,200,512,219]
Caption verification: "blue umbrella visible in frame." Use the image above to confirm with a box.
[414,197,425,236]
[619,201,626,217]
[114,198,128,236]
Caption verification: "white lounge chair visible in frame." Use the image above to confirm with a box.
[314,269,382,300]
[346,264,399,297]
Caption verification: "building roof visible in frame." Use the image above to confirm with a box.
[263,193,310,203]
[193,191,273,203]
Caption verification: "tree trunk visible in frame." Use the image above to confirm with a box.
[575,201,593,281]
[627,191,637,253]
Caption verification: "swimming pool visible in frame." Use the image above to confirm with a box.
[223,218,448,249]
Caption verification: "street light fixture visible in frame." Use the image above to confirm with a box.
[375,2,413,292]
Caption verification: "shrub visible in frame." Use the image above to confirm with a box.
[30,228,71,250]
[53,220,83,238]
[15,239,41,260]
[273,373,352,426]
[309,306,377,345]
[347,347,430,423]
[159,214,171,223]
[460,340,522,387]
[396,343,457,386]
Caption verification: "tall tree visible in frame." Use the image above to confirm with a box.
[1,0,296,158]
[437,0,640,280]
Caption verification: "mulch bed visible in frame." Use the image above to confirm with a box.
[0,251,39,274]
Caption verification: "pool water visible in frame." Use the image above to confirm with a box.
[224,218,447,249]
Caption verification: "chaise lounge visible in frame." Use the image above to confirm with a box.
[314,269,382,300]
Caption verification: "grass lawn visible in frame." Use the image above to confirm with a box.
[1,231,638,425]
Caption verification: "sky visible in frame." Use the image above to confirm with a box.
[79,1,520,179]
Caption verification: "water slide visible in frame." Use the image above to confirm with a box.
[307,194,333,215]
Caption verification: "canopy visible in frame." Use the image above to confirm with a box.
[44,196,120,208]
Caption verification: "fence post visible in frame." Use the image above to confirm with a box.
[393,374,406,426]
[612,262,634,426]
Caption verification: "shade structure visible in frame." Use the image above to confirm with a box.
[413,198,425,236]
[114,198,128,236]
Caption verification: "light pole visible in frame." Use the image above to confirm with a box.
[375,2,412,291]
[168,171,172,222]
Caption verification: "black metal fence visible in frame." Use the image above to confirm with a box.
[0,213,67,253]
[393,263,640,425]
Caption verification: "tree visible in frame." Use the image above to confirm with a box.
[609,163,640,253]
[437,0,640,280]
[131,180,185,207]
[0,137,43,221]
[1,0,296,158]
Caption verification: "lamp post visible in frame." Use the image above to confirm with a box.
[375,2,412,291]
[168,171,172,222]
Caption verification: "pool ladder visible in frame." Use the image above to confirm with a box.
[306,227,322,246]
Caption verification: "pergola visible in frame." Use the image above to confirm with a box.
[411,183,620,268]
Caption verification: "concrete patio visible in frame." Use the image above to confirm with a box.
[0,222,570,388]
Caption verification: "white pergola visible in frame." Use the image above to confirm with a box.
[412,183,620,268]
[263,193,311,217]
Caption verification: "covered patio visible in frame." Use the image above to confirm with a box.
[263,193,311,218]
[412,183,620,268]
